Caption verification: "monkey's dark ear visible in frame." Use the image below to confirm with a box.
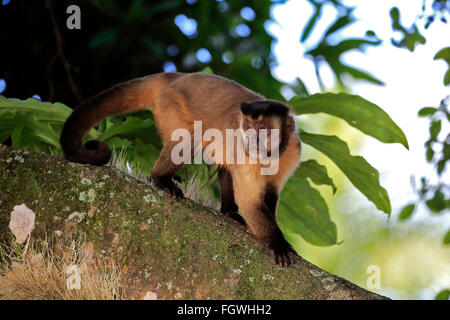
[240,102,251,115]
[285,115,296,135]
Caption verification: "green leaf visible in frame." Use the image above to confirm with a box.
[443,229,450,245]
[293,159,337,194]
[278,178,337,246]
[426,191,446,213]
[290,77,310,97]
[339,64,384,85]
[437,159,446,175]
[435,289,450,300]
[10,126,25,147]
[390,7,425,52]
[0,96,72,123]
[430,120,442,141]
[398,203,415,220]
[131,138,161,175]
[418,107,438,117]
[301,1,322,43]
[200,67,214,74]
[444,69,450,86]
[106,137,133,149]
[290,93,409,149]
[299,131,391,214]
[425,142,434,162]
[434,47,450,63]
[324,13,355,38]
[5,113,61,148]
[98,116,154,141]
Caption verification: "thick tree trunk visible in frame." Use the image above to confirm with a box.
[0,145,387,300]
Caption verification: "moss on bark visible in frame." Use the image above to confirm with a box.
[0,145,387,300]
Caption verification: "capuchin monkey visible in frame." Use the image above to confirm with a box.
[60,72,301,267]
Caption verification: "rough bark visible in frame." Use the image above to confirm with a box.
[0,145,387,300]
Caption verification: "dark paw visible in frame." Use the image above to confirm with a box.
[269,235,298,267]
[152,176,184,199]
[223,211,246,226]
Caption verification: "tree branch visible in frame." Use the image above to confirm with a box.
[0,145,388,300]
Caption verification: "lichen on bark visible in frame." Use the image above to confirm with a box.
[0,145,387,300]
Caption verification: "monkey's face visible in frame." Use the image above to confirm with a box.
[240,100,289,158]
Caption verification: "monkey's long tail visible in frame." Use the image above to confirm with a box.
[60,73,182,165]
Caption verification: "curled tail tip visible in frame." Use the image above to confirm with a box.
[62,139,112,166]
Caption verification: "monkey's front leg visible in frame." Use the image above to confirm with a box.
[237,191,298,267]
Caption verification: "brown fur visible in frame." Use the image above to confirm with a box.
[60,72,301,266]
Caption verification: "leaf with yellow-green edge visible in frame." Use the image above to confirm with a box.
[278,178,337,246]
[290,93,409,149]
[293,159,337,194]
[299,131,391,214]
[443,229,450,245]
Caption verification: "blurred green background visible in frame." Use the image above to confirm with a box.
[0,0,449,299]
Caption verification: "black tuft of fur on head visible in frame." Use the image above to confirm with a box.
[241,100,289,119]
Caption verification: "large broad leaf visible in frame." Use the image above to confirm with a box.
[278,178,337,246]
[0,96,72,123]
[0,96,99,153]
[293,159,337,194]
[290,93,409,149]
[0,112,60,148]
[299,131,391,214]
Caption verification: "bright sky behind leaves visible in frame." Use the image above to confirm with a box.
[268,0,449,222]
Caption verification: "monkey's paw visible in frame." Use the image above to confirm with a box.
[268,235,298,267]
[223,211,246,226]
[152,176,184,199]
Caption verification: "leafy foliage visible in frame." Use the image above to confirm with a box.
[390,7,426,52]
[413,98,449,214]
[301,0,383,89]
[299,131,391,214]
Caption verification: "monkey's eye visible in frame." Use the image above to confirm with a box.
[254,123,269,131]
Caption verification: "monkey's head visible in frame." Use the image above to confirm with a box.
[240,100,296,157]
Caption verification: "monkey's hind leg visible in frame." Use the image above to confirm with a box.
[152,144,184,199]
[218,167,245,226]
